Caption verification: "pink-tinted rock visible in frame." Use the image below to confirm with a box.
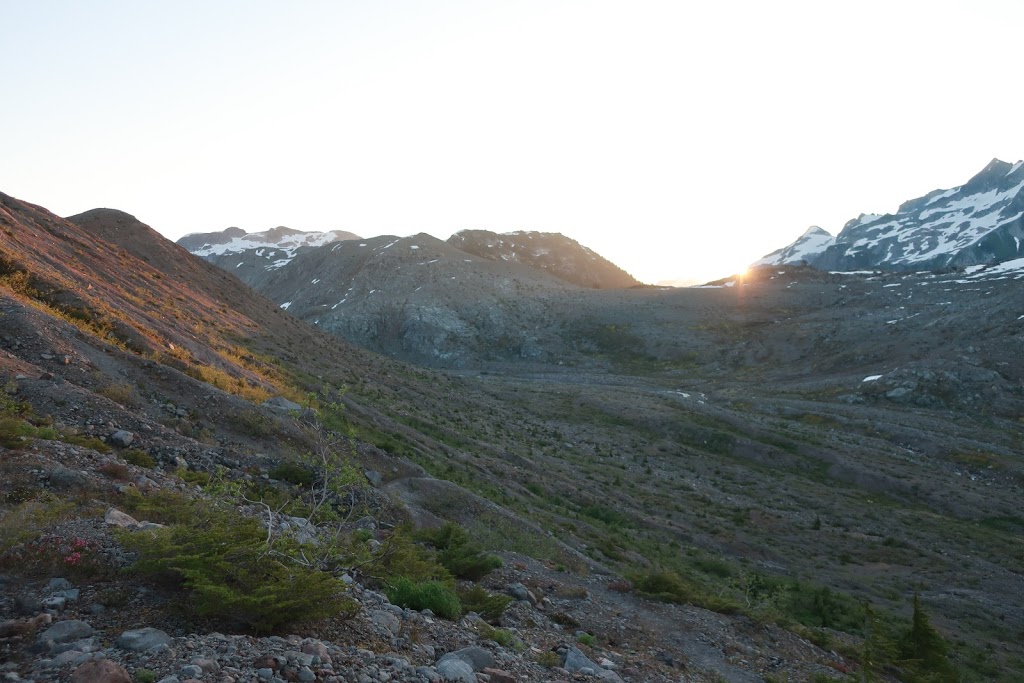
[482,668,517,683]
[71,659,132,683]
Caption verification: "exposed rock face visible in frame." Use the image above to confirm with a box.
[756,158,1024,271]
[447,229,641,289]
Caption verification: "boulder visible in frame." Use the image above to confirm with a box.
[434,658,474,683]
[369,609,401,635]
[437,646,495,671]
[564,645,600,674]
[37,620,93,647]
[110,430,134,448]
[116,627,173,651]
[71,659,132,683]
[105,508,141,528]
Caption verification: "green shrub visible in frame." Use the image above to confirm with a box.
[176,468,211,487]
[634,570,697,603]
[269,461,315,488]
[122,449,156,468]
[369,527,453,585]
[118,500,356,633]
[0,417,35,449]
[119,488,196,525]
[60,434,111,453]
[784,582,864,633]
[459,585,513,623]
[581,504,631,527]
[417,522,502,581]
[478,623,523,650]
[537,651,560,668]
[577,632,597,647]
[135,670,157,683]
[384,577,461,619]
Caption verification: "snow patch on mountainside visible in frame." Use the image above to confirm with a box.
[754,159,1024,272]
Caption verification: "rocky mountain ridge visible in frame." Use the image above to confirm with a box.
[446,230,641,289]
[756,158,1024,271]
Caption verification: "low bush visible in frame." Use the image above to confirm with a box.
[384,577,461,619]
[537,651,560,668]
[176,469,211,487]
[478,623,523,650]
[122,449,156,468]
[269,461,315,488]
[97,462,132,481]
[119,500,356,633]
[0,417,35,449]
[417,522,502,581]
[459,585,513,623]
[634,569,697,603]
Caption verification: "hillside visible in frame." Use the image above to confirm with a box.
[446,230,641,289]
[2,191,1023,681]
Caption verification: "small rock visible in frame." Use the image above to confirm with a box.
[178,665,203,678]
[48,578,72,591]
[191,657,220,673]
[42,596,66,611]
[71,659,132,683]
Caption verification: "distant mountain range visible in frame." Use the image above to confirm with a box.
[756,158,1024,271]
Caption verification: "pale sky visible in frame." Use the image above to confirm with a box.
[3,1,1023,284]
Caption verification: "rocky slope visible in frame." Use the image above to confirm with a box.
[446,230,641,289]
[3,190,908,682]
[5,188,1024,679]
[757,158,1024,271]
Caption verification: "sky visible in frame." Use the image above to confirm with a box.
[3,1,1023,284]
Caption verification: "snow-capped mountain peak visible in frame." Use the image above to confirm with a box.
[752,226,834,266]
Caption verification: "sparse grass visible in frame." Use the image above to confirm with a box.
[96,383,138,407]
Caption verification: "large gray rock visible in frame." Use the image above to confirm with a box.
[37,620,93,647]
[369,609,401,635]
[564,645,600,674]
[437,646,495,672]
[105,508,141,528]
[434,658,474,683]
[116,627,173,651]
[110,430,134,448]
